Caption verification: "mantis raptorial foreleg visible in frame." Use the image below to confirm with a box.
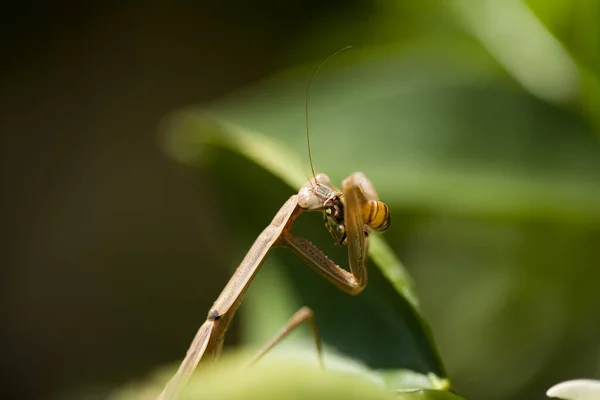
[157,172,390,400]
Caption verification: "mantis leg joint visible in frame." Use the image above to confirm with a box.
[208,309,221,320]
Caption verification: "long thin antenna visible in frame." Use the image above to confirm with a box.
[305,45,352,181]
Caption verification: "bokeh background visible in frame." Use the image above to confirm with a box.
[3,1,600,399]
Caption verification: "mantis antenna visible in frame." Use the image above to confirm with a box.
[305,45,352,182]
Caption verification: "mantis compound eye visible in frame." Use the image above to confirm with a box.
[298,173,336,211]
[298,190,322,210]
[314,173,331,187]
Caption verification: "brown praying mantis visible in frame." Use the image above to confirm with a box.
[157,48,391,400]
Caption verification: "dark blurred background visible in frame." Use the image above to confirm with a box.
[3,2,600,400]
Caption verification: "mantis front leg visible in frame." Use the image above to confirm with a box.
[287,172,390,295]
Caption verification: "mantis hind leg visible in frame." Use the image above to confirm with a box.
[247,306,324,368]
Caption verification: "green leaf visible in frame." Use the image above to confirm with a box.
[394,389,466,400]
[450,0,580,104]
[164,48,600,227]
[157,40,599,397]
[162,109,448,388]
[111,353,460,400]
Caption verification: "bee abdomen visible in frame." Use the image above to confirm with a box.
[363,200,391,232]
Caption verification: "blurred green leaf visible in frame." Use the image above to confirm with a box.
[450,0,580,104]
[380,369,451,391]
[164,48,600,227]
[450,0,600,135]
[111,353,461,400]
[394,389,466,400]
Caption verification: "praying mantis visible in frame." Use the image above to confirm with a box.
[157,48,391,400]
